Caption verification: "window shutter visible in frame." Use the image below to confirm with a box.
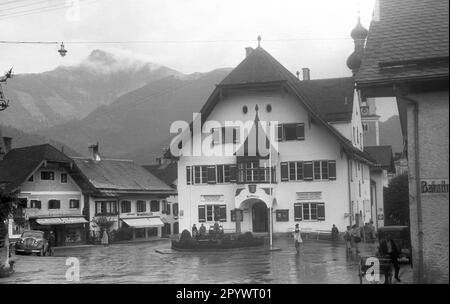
[328,161,336,180]
[219,205,227,222]
[186,166,191,184]
[233,128,239,144]
[198,205,206,222]
[294,203,302,221]
[276,124,283,141]
[303,162,313,180]
[280,162,289,181]
[296,123,305,140]
[229,165,237,183]
[317,203,325,221]
[207,166,217,184]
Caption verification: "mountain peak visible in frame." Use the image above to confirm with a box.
[86,49,117,65]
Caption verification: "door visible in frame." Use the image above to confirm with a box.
[252,201,268,232]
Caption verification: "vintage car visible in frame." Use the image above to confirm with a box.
[378,226,412,264]
[15,230,49,256]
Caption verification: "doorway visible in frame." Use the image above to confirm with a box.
[252,201,268,232]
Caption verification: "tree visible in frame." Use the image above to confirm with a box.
[0,188,19,269]
[384,174,410,226]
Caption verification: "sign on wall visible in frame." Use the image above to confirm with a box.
[420,179,449,195]
[201,195,224,202]
[296,192,322,201]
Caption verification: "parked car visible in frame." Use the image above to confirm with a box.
[378,225,412,264]
[15,230,49,256]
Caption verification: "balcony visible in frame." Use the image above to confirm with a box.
[237,167,276,184]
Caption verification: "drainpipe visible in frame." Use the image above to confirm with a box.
[394,89,424,283]
[347,155,353,226]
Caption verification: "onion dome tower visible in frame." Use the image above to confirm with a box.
[346,16,369,75]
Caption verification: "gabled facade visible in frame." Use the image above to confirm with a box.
[174,46,375,235]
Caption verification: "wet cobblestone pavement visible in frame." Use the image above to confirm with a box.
[0,237,413,284]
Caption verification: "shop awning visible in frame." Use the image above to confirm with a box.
[36,217,88,225]
[122,217,164,228]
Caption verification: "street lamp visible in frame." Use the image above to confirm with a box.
[58,42,68,57]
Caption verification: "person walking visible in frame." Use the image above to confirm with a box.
[48,231,55,256]
[101,229,109,247]
[344,226,352,256]
[379,233,401,283]
[293,223,303,253]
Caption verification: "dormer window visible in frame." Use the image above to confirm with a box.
[61,173,68,183]
[41,171,55,181]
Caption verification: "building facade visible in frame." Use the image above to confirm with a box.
[355,0,449,283]
[173,46,376,236]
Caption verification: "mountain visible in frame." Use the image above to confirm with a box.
[379,115,403,154]
[0,124,79,156]
[37,68,231,163]
[0,50,180,131]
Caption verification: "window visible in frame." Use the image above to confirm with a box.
[30,200,41,209]
[61,173,68,183]
[363,123,368,132]
[296,162,303,180]
[121,200,131,213]
[207,166,216,184]
[48,200,60,209]
[167,202,171,215]
[199,204,226,222]
[284,160,335,181]
[328,161,336,180]
[95,201,118,216]
[137,200,146,212]
[289,162,296,181]
[150,200,160,212]
[276,210,289,222]
[193,165,208,184]
[173,203,179,217]
[186,166,192,184]
[28,175,34,182]
[161,200,167,214]
[217,165,231,183]
[218,126,239,144]
[300,203,325,221]
[41,171,55,180]
[303,162,313,181]
[276,123,305,141]
[313,161,321,180]
[69,199,80,209]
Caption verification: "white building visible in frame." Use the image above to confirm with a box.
[173,45,378,236]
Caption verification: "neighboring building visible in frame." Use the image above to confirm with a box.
[361,98,381,146]
[144,159,179,236]
[393,152,408,178]
[0,142,88,246]
[364,145,395,229]
[355,0,449,283]
[172,44,377,236]
[72,143,176,241]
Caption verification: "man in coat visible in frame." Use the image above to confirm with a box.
[379,233,401,283]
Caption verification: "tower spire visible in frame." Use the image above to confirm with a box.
[346,16,368,75]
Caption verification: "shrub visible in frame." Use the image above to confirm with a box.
[237,232,254,242]
[179,229,192,241]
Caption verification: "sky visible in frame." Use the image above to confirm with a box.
[0,0,398,119]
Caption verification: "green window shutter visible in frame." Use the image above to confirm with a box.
[219,205,227,222]
[186,166,191,184]
[294,203,302,221]
[303,162,313,180]
[198,205,206,222]
[207,166,217,184]
[280,162,289,181]
[317,203,325,221]
[328,161,336,180]
[296,123,305,140]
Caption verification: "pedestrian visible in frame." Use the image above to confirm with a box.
[192,224,198,239]
[351,225,361,254]
[293,223,303,253]
[101,229,109,247]
[48,231,55,256]
[379,233,401,283]
[344,226,352,255]
[331,224,339,241]
[199,223,206,239]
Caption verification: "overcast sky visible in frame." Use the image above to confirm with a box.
[0,0,397,119]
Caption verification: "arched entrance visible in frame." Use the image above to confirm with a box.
[252,201,268,232]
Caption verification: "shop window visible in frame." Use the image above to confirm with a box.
[41,171,55,180]
[69,199,80,209]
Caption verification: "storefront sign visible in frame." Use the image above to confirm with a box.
[122,212,153,218]
[201,195,224,202]
[421,179,449,194]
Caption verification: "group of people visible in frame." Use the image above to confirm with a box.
[191,223,208,240]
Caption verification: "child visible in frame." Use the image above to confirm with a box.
[293,223,303,253]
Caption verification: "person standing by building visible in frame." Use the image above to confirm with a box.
[48,231,55,256]
[331,224,339,241]
[101,229,109,247]
[192,224,198,239]
[351,225,361,254]
[199,223,206,239]
[344,226,352,256]
[379,233,401,283]
[293,223,303,253]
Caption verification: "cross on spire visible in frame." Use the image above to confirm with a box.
[257,35,261,47]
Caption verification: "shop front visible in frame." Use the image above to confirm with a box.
[121,217,164,239]
[30,216,89,246]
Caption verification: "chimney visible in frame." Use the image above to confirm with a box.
[302,68,310,81]
[3,137,12,154]
[245,47,254,58]
[88,142,101,161]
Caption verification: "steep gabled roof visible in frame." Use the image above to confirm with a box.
[73,157,174,194]
[356,0,449,85]
[0,144,73,190]
[143,162,178,188]
[365,145,395,172]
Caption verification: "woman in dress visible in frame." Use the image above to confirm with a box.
[293,223,303,253]
[101,229,109,247]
